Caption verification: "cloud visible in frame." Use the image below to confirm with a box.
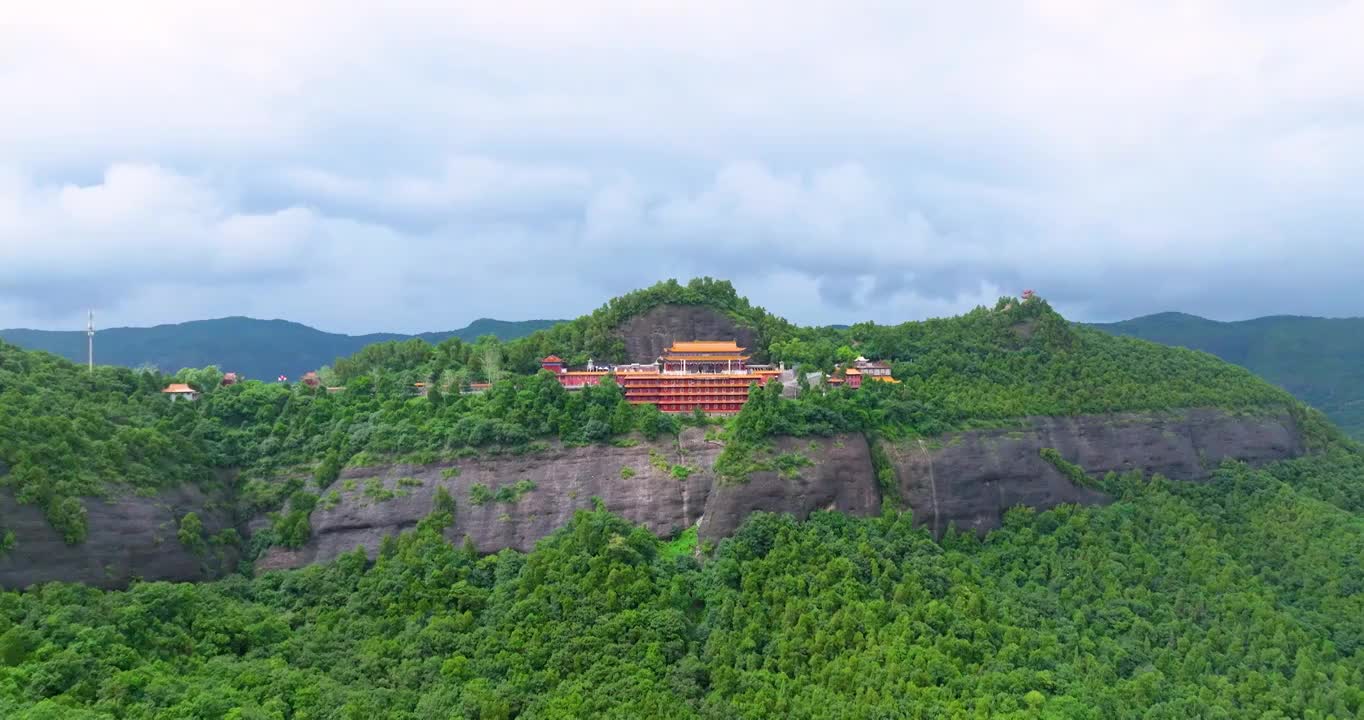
[1,1,1363,333]
[0,165,319,312]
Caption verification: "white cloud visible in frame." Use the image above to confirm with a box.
[0,165,318,311]
[1,1,1363,331]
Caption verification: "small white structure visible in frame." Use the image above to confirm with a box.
[162,383,200,402]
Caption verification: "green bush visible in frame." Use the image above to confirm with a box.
[469,484,493,506]
[272,491,317,548]
[1040,447,1096,488]
[493,479,536,504]
[314,452,342,489]
[176,512,206,555]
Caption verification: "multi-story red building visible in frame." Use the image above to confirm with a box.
[542,341,781,414]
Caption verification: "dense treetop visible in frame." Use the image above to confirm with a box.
[0,343,213,543]
[2,451,1362,718]
[0,281,1310,543]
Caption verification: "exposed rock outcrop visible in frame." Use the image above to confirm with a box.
[0,408,1306,587]
[886,408,1303,536]
[258,429,720,571]
[0,483,238,589]
[697,435,878,539]
[616,304,758,363]
[257,431,879,573]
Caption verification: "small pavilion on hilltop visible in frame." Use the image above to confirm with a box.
[162,383,200,401]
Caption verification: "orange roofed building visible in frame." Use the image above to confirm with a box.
[161,383,200,401]
[542,340,781,414]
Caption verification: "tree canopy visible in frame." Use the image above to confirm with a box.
[1,451,1362,717]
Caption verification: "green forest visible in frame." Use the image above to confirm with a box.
[2,449,1362,718]
[1093,312,1364,440]
[0,280,1307,543]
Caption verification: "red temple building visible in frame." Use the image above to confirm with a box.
[853,356,899,384]
[542,340,781,414]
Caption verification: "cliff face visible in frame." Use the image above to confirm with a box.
[0,408,1306,587]
[257,431,876,571]
[259,429,719,571]
[885,409,1304,536]
[0,482,237,589]
[259,408,1302,573]
[616,304,758,363]
[697,435,879,539]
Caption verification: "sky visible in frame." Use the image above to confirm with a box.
[2,1,1362,334]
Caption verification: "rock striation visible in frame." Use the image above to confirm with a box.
[0,408,1306,587]
[0,483,237,590]
[885,408,1304,536]
[259,428,720,570]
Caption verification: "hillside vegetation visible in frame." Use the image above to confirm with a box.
[0,316,562,382]
[1094,312,1364,440]
[0,344,214,543]
[0,280,1315,544]
[2,450,1362,717]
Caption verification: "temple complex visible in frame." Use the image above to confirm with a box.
[543,340,781,414]
[543,340,897,414]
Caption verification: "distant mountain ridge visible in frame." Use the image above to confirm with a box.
[1091,311,1364,439]
[0,316,564,381]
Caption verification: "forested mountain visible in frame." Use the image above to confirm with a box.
[1093,312,1364,439]
[0,316,563,382]
[2,279,1361,717]
[3,279,1319,545]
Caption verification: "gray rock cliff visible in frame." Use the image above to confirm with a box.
[259,428,720,571]
[697,435,879,539]
[259,408,1303,573]
[258,431,879,573]
[886,408,1303,536]
[0,483,237,589]
[616,304,758,363]
[0,408,1306,586]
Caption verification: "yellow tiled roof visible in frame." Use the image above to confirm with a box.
[666,340,745,353]
[662,354,751,362]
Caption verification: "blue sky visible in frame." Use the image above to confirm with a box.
[2,1,1362,333]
